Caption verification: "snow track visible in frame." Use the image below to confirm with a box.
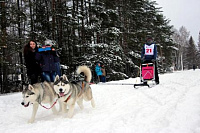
[1,70,200,133]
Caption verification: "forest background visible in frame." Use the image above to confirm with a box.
[0,0,199,93]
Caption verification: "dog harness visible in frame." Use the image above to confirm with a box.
[77,81,86,97]
[38,83,59,110]
[64,95,71,103]
[40,99,59,109]
[64,81,86,103]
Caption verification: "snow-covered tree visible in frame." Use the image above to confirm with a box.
[185,36,197,69]
[172,26,190,70]
[0,0,176,93]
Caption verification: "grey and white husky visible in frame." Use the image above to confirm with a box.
[21,81,59,123]
[54,65,95,118]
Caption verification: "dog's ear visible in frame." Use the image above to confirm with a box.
[28,84,34,91]
[62,74,69,81]
[54,75,60,82]
[22,84,27,90]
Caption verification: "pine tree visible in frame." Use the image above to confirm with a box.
[185,36,197,69]
[198,32,200,51]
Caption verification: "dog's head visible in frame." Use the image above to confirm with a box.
[54,75,71,97]
[21,84,37,107]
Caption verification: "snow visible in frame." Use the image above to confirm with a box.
[1,70,200,133]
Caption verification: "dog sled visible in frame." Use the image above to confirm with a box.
[96,62,155,88]
[134,62,155,88]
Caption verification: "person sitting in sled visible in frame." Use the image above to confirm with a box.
[141,36,159,84]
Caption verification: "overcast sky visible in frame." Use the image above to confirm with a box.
[155,0,200,44]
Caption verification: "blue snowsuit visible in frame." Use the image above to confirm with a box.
[95,64,102,76]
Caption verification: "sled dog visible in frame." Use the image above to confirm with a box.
[21,81,59,123]
[54,65,95,118]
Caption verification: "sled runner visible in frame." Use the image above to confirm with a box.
[134,62,155,88]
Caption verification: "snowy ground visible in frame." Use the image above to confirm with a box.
[1,70,200,133]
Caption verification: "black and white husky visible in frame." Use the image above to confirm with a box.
[54,65,95,118]
[21,81,59,123]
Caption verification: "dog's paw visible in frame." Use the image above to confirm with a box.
[91,99,95,108]
[28,119,34,123]
[53,111,59,115]
[79,105,84,110]
[62,108,68,113]
[52,107,58,115]
[67,114,73,118]
[67,110,74,118]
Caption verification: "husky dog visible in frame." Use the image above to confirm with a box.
[54,65,95,118]
[21,81,59,123]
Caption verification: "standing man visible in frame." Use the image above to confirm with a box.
[35,40,59,82]
[141,37,159,84]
